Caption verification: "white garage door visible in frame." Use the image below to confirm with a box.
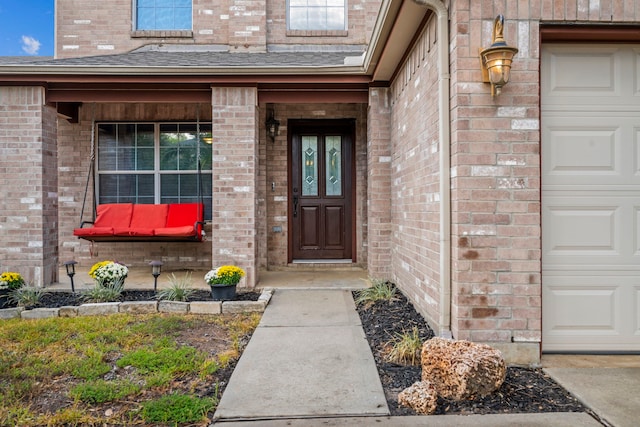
[542,45,640,352]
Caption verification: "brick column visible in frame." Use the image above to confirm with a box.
[211,87,258,287]
[367,88,392,278]
[0,86,58,286]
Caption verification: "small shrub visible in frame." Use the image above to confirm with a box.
[70,379,140,403]
[383,326,423,366]
[82,277,124,303]
[354,278,397,307]
[140,393,215,424]
[9,287,47,308]
[156,273,196,302]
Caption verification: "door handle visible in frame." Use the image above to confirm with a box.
[293,195,299,218]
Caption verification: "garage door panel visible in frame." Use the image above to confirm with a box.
[636,286,640,335]
[542,275,640,350]
[542,44,640,351]
[543,47,620,97]
[544,284,617,334]
[542,115,640,185]
[542,195,640,263]
[544,205,617,255]
[545,126,617,174]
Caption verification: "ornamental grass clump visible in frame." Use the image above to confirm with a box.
[88,261,128,283]
[0,272,25,291]
[204,266,245,286]
[9,287,47,308]
[157,273,196,302]
[82,277,125,303]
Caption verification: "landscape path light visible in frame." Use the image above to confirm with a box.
[64,260,77,293]
[149,260,163,293]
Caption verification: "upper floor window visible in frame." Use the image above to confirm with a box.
[136,0,192,31]
[288,0,346,31]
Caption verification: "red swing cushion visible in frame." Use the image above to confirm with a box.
[114,204,169,236]
[73,203,133,237]
[154,203,204,237]
[74,202,204,240]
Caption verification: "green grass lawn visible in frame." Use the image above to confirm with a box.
[0,312,260,426]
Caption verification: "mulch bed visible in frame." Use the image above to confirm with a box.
[353,289,588,416]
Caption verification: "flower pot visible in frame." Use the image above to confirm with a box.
[210,283,237,301]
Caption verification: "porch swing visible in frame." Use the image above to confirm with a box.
[73,108,206,243]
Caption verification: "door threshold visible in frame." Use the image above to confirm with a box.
[292,259,353,264]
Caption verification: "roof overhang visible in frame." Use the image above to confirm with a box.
[0,0,430,104]
[364,0,431,82]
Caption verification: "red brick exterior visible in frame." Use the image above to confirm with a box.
[387,15,443,328]
[55,0,381,58]
[211,87,259,286]
[366,88,392,279]
[0,87,58,286]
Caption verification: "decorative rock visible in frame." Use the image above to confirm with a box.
[119,301,158,314]
[421,337,506,400]
[398,381,438,414]
[189,301,222,315]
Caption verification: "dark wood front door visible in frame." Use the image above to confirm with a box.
[289,120,354,260]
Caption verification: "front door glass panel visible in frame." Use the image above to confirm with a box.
[325,136,342,196]
[302,136,318,196]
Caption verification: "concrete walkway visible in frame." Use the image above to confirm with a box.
[543,355,640,427]
[213,289,388,421]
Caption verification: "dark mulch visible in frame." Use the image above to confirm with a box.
[353,289,588,416]
[4,289,261,310]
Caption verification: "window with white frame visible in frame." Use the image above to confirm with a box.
[96,123,212,220]
[288,0,346,31]
[135,0,192,31]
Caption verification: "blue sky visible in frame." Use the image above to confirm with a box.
[0,1,54,56]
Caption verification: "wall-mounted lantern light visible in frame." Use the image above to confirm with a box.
[265,107,280,141]
[479,15,518,96]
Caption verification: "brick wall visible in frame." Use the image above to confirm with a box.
[366,88,392,278]
[389,15,442,329]
[262,103,368,269]
[211,87,259,287]
[55,0,381,58]
[0,87,58,286]
[55,0,265,57]
[57,103,213,273]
